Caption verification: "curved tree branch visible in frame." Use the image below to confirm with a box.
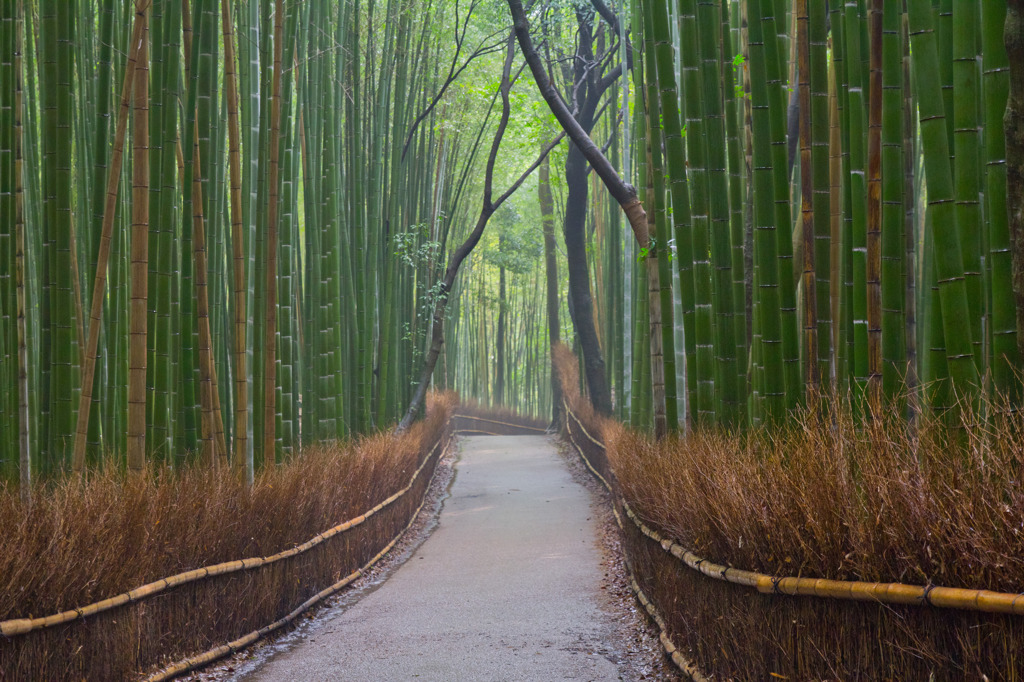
[400,0,508,162]
[507,0,644,237]
[398,33,564,431]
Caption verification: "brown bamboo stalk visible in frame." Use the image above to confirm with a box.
[71,12,146,474]
[127,1,150,472]
[797,0,818,396]
[866,0,884,408]
[191,124,227,464]
[262,0,284,464]
[220,0,248,471]
[646,233,667,439]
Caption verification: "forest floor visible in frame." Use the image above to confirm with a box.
[182,434,678,681]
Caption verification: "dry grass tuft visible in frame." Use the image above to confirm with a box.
[551,348,1024,677]
[607,397,1024,592]
[0,391,457,680]
[454,398,547,434]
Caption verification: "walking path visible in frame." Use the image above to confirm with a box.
[245,435,625,681]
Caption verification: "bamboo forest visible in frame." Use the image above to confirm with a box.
[3,0,1024,679]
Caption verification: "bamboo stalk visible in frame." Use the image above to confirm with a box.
[191,122,227,464]
[71,11,146,474]
[881,0,906,401]
[262,0,283,463]
[128,1,151,472]
[866,0,883,408]
[984,0,1020,400]
[14,0,28,502]
[797,0,819,396]
[907,0,980,402]
[219,0,247,470]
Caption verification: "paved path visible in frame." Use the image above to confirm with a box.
[246,435,623,681]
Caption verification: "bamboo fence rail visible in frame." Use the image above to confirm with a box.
[563,405,1024,618]
[451,413,548,433]
[143,458,441,682]
[0,433,450,639]
[561,401,711,681]
[627,576,710,682]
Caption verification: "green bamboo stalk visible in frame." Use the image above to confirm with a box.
[15,0,29,501]
[866,0,883,406]
[127,2,150,472]
[643,0,679,432]
[697,0,739,425]
[760,0,800,409]
[983,0,1020,400]
[220,0,250,470]
[1,1,16,482]
[237,0,259,465]
[808,0,831,389]
[748,0,786,421]
[649,0,695,428]
[881,0,906,400]
[907,0,980,402]
[843,0,869,405]
[722,0,747,409]
[953,0,983,372]
[679,0,716,425]
[151,0,180,463]
[260,0,283,462]
[1008,1,1024,364]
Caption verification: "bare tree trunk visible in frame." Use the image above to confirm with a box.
[565,141,613,415]
[508,0,666,432]
[399,35,563,432]
[540,156,564,429]
[495,257,506,405]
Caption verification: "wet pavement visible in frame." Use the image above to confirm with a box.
[243,435,626,681]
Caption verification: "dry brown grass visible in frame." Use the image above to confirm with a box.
[551,347,1024,677]
[454,398,548,434]
[606,397,1024,592]
[0,391,456,680]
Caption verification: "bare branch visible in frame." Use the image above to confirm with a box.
[400,3,508,161]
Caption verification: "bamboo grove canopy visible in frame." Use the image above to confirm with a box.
[2,0,1024,492]
[485,0,1024,432]
[0,0,523,484]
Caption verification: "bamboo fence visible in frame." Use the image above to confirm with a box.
[561,402,1024,679]
[1,433,450,639]
[451,413,549,435]
[144,462,439,682]
[1,425,454,680]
